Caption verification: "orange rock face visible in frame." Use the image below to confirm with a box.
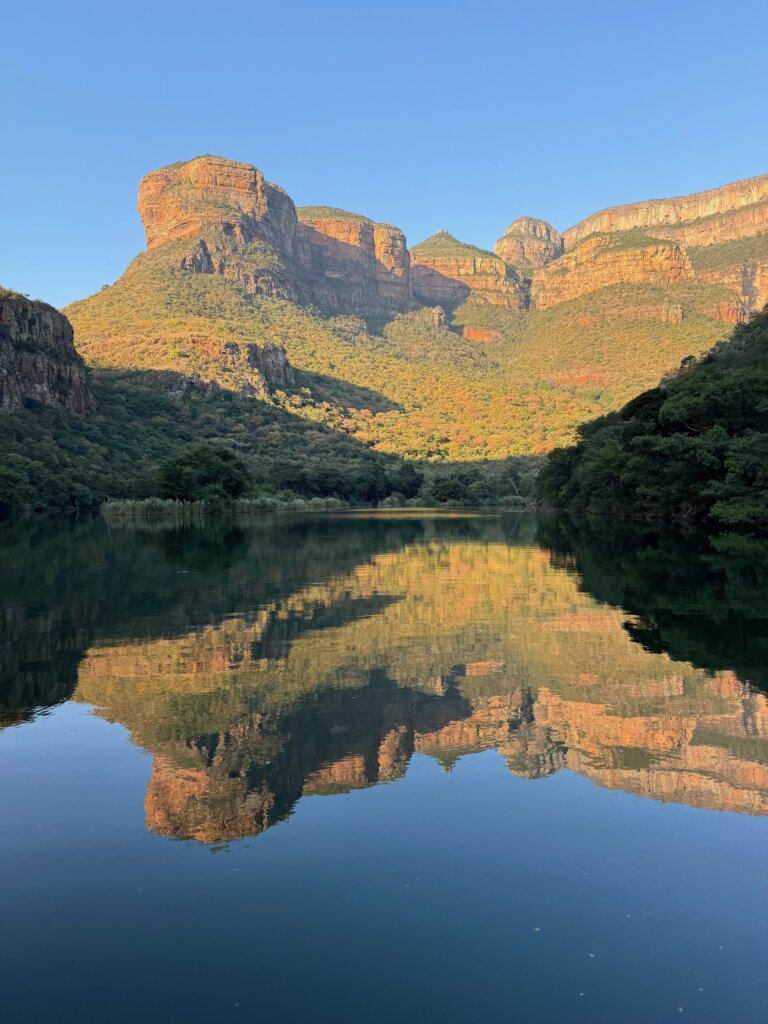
[706,300,747,324]
[563,172,768,249]
[138,155,298,255]
[137,157,413,311]
[411,253,526,308]
[133,155,768,322]
[295,210,411,306]
[462,327,499,343]
[495,217,564,271]
[530,236,693,310]
[696,260,768,317]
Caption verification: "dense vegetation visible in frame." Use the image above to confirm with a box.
[0,370,428,511]
[155,443,250,502]
[411,231,497,260]
[537,309,768,531]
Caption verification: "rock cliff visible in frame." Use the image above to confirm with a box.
[138,157,412,312]
[0,291,91,414]
[411,232,526,308]
[563,172,768,249]
[139,155,298,255]
[495,217,563,273]
[530,235,693,310]
[296,207,411,307]
[132,156,768,322]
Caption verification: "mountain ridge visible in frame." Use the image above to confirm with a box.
[3,155,768,508]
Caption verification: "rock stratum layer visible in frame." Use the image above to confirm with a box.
[411,232,526,308]
[138,156,412,312]
[134,155,768,321]
[531,236,694,310]
[296,208,411,307]
[0,292,91,415]
[563,173,768,248]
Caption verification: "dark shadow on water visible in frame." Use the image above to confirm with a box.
[536,514,768,692]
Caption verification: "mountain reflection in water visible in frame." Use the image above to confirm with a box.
[3,511,768,844]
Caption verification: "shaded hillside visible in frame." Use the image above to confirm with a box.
[537,310,768,531]
[0,363,426,509]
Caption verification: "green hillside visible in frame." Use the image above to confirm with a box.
[537,309,768,531]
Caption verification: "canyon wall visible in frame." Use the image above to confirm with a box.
[295,208,411,307]
[411,232,526,308]
[563,173,768,249]
[530,236,694,310]
[138,157,412,312]
[135,156,768,322]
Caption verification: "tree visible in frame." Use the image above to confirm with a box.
[155,444,250,502]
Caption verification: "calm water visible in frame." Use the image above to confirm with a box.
[2,512,768,1023]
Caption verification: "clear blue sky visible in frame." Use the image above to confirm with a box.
[3,0,767,308]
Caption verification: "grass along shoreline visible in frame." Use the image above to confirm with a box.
[101,495,350,517]
[100,494,533,518]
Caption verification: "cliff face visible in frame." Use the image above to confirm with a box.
[481,173,767,322]
[530,236,693,310]
[0,292,91,414]
[411,233,526,308]
[137,157,412,312]
[695,259,768,317]
[219,340,294,394]
[295,209,411,307]
[131,157,768,323]
[495,217,563,272]
[139,156,298,255]
[563,173,768,249]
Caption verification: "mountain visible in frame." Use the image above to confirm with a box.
[66,157,768,462]
[2,155,767,508]
[537,309,768,531]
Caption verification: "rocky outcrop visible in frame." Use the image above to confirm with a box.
[133,156,768,324]
[696,260,768,317]
[463,327,499,342]
[530,236,693,310]
[165,341,293,399]
[411,232,526,308]
[0,292,91,414]
[176,237,298,301]
[221,340,295,393]
[137,158,412,312]
[139,156,298,255]
[706,300,747,324]
[295,208,411,306]
[563,172,768,249]
[495,217,563,272]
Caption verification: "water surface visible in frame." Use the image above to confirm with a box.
[2,512,768,1022]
